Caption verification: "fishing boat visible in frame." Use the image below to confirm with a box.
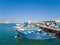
[14,22,56,39]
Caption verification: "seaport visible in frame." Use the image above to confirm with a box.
[14,19,60,39]
[0,23,60,45]
[0,0,60,45]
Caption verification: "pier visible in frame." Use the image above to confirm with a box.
[39,25,60,32]
[38,24,60,36]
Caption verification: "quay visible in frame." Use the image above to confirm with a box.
[39,25,60,36]
[38,20,60,35]
[39,25,60,32]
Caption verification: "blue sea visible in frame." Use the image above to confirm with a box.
[0,23,60,45]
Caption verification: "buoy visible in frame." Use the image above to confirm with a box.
[53,37,56,39]
[14,36,17,38]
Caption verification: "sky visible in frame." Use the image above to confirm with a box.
[0,0,60,23]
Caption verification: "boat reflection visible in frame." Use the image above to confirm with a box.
[15,38,56,45]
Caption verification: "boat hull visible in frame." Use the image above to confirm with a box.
[16,30,55,40]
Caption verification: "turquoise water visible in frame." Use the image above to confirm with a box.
[0,24,60,45]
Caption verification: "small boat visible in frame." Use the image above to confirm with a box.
[14,22,56,39]
[16,29,55,39]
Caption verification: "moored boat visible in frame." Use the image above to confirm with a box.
[16,29,55,39]
[14,22,56,39]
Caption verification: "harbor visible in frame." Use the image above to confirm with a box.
[0,0,60,45]
[14,21,60,39]
[0,22,59,45]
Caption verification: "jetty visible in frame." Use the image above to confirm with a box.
[38,20,60,35]
[39,25,60,32]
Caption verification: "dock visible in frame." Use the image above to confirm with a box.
[39,25,60,31]
[38,24,60,35]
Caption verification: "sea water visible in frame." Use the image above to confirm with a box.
[0,23,60,45]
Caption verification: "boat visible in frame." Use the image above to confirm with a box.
[14,22,56,39]
[16,29,56,39]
